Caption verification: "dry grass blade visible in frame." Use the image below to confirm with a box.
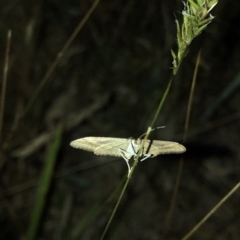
[23,0,101,116]
[0,30,11,142]
[182,182,240,240]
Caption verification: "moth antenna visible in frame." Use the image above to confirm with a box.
[138,126,166,139]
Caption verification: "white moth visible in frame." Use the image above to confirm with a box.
[70,136,186,174]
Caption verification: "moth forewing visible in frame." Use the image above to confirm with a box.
[141,140,159,157]
[137,140,186,160]
[70,137,99,152]
[93,138,126,157]
[150,140,186,154]
[70,137,123,156]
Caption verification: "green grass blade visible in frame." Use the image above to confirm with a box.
[27,126,62,240]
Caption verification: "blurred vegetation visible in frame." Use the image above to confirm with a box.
[0,0,240,239]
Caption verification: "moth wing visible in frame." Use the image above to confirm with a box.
[94,138,127,157]
[142,140,186,157]
[70,137,115,153]
[70,137,186,157]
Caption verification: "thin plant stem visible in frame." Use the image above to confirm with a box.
[100,172,134,240]
[150,44,190,129]
[150,77,173,128]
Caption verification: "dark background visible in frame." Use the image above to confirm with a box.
[1,0,240,239]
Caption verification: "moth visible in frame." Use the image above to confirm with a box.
[70,136,186,174]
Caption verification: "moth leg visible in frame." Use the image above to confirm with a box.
[118,148,131,174]
[140,154,151,162]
